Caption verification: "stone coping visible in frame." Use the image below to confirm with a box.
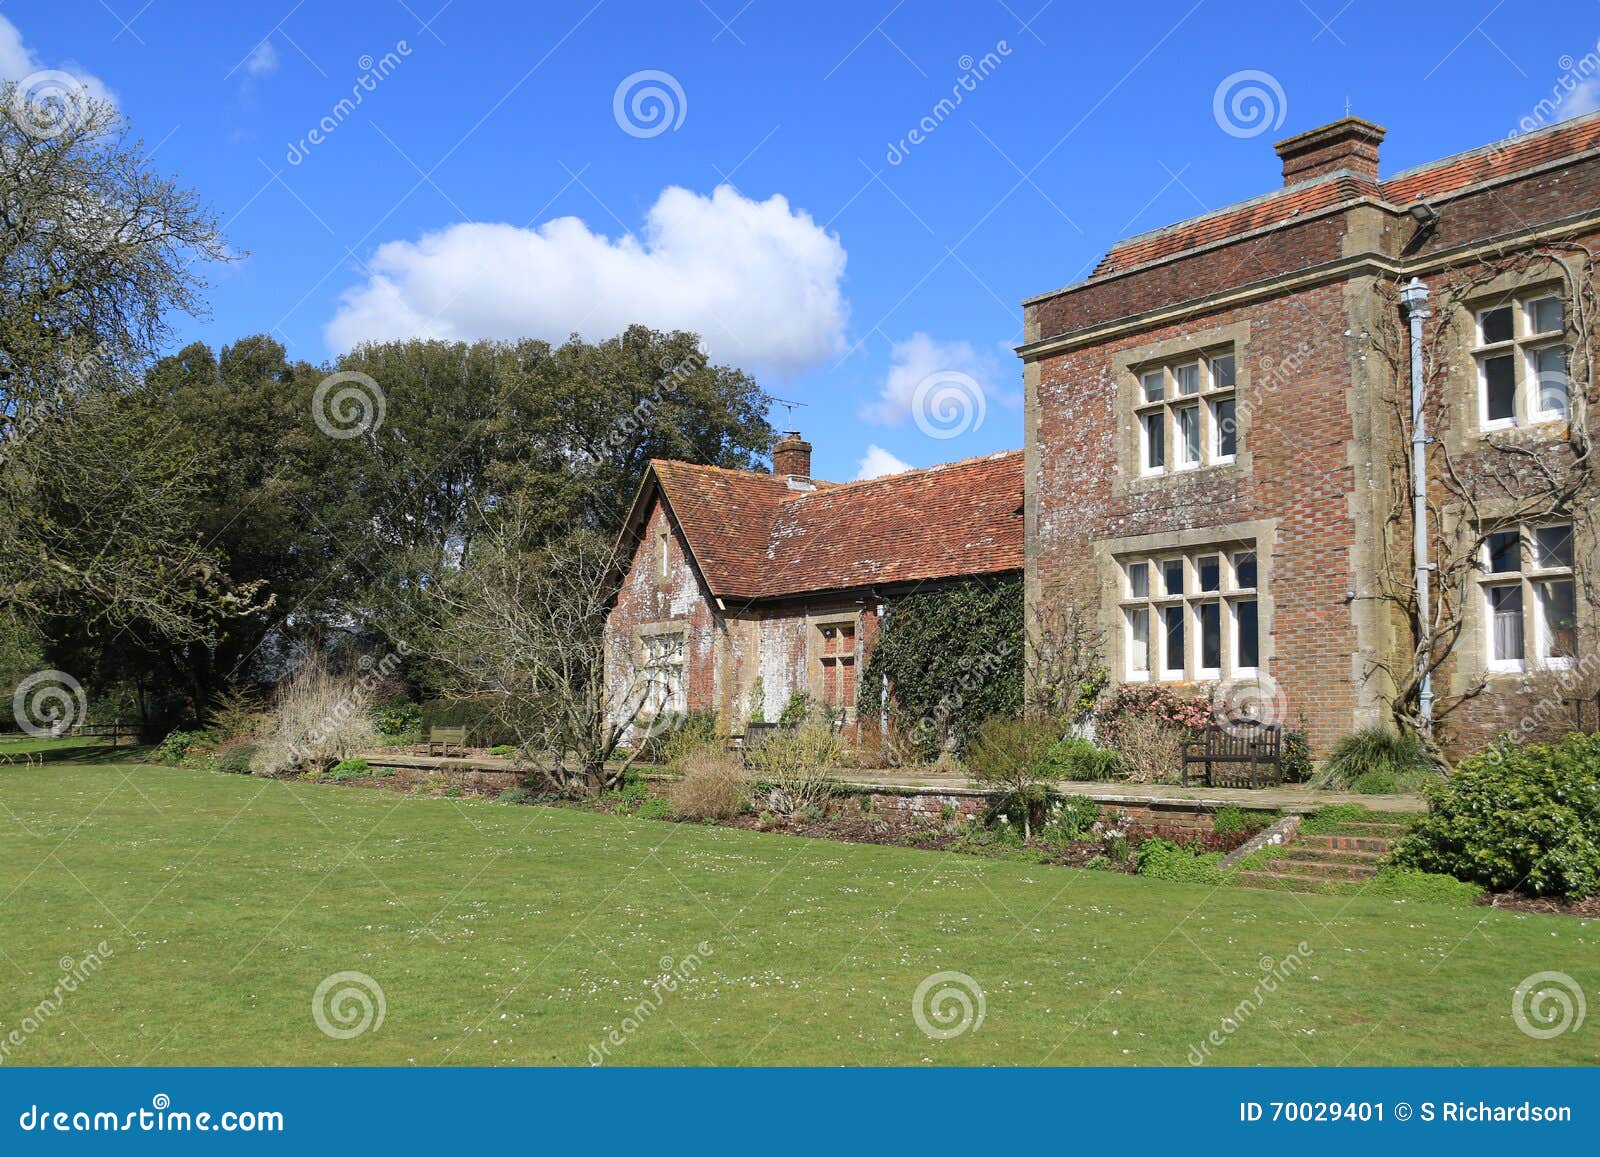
[357,750,1426,814]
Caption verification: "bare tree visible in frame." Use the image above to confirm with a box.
[414,501,653,796]
[1362,250,1598,741]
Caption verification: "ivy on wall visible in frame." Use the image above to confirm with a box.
[859,577,1023,759]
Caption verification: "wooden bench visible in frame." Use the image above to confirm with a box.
[426,726,468,757]
[1181,723,1283,788]
[76,721,140,745]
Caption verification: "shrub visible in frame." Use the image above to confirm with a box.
[668,751,748,820]
[1281,727,1313,783]
[1133,837,1225,884]
[744,725,839,815]
[660,711,724,765]
[636,796,674,821]
[1314,727,1437,793]
[1093,684,1214,746]
[1297,803,1368,835]
[499,786,534,805]
[778,691,813,726]
[1109,712,1189,784]
[206,686,265,741]
[964,716,1063,840]
[1212,805,1246,834]
[213,742,257,776]
[328,758,371,781]
[1391,733,1600,898]
[371,695,422,739]
[254,655,377,777]
[1044,737,1125,781]
[157,729,214,767]
[1050,795,1102,838]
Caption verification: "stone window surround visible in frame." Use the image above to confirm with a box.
[1441,270,1579,459]
[632,620,689,715]
[806,610,861,720]
[1109,321,1254,497]
[1096,518,1277,686]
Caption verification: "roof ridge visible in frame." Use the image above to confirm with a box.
[788,448,1024,500]
[1383,108,1600,186]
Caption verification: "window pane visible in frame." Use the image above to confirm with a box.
[1162,559,1185,595]
[1143,412,1165,470]
[1163,605,1185,675]
[1175,363,1200,396]
[1534,524,1574,570]
[1534,347,1568,418]
[1209,353,1236,390]
[1487,530,1521,574]
[1480,305,1513,344]
[1539,579,1577,660]
[1233,551,1257,589]
[1484,354,1516,421]
[1177,404,1200,463]
[1199,602,1221,670]
[1236,600,1260,668]
[1198,555,1220,592]
[1489,585,1525,662]
[1128,608,1150,672]
[1214,397,1237,458]
[1530,297,1563,334]
[1141,370,1164,403]
[1127,561,1149,598]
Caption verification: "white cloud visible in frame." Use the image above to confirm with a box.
[0,15,115,107]
[855,444,914,480]
[1566,76,1600,119]
[862,332,1002,426]
[244,40,279,78]
[325,184,849,377]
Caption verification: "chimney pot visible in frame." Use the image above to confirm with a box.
[771,431,812,480]
[1273,117,1386,185]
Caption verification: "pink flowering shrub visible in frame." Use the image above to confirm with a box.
[1093,684,1217,746]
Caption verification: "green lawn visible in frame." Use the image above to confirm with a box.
[0,761,1593,1066]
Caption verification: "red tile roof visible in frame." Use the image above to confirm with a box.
[646,450,1023,601]
[1087,111,1600,279]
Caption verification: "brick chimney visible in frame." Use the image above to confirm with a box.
[1274,117,1385,185]
[771,431,812,479]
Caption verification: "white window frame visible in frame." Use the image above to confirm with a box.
[1479,521,1578,673]
[1120,545,1260,683]
[1132,349,1238,477]
[1472,292,1569,432]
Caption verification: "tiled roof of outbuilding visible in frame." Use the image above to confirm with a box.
[636,450,1023,602]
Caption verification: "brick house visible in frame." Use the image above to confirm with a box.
[603,435,1022,738]
[1021,113,1599,756]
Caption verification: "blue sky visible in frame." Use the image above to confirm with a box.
[7,0,1600,481]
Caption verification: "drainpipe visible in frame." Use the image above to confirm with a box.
[1399,277,1434,733]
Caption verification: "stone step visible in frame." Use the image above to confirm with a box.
[1327,821,1415,837]
[1235,870,1337,891]
[1278,845,1386,865]
[1299,833,1394,853]
[1258,858,1380,882]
